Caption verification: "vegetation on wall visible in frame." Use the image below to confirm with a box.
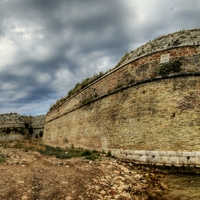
[114,52,130,68]
[49,71,106,111]
[48,58,182,111]
[49,52,132,111]
[2,127,26,135]
[156,60,182,76]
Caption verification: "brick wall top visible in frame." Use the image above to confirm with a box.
[119,29,200,67]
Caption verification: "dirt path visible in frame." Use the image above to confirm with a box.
[0,145,179,200]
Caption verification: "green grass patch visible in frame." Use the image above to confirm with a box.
[0,140,101,161]
[39,145,101,160]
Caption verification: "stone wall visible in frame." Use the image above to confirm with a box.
[0,113,45,140]
[44,29,200,167]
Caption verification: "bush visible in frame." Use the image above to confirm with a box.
[19,128,25,135]
[81,149,92,156]
[157,60,182,76]
[39,145,72,159]
[39,146,101,160]
[5,128,11,134]
[106,151,112,157]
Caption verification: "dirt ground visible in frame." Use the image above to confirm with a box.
[0,143,179,200]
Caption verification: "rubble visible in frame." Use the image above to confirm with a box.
[0,146,177,200]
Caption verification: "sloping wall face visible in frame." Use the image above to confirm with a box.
[46,45,200,122]
[44,29,200,159]
[44,76,200,151]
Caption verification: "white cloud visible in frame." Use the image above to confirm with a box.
[37,73,51,84]
[0,37,17,70]
[0,0,200,115]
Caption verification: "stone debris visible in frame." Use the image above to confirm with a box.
[0,146,173,200]
[84,160,168,200]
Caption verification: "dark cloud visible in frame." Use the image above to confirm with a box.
[0,0,200,115]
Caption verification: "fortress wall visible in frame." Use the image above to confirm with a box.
[46,46,200,122]
[0,114,45,140]
[44,76,200,151]
[44,29,200,166]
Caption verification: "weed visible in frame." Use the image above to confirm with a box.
[102,150,106,154]
[106,151,112,157]
[0,139,45,152]
[49,71,105,111]
[0,140,101,161]
[157,60,182,76]
[115,52,130,68]
[39,146,72,159]
[40,145,101,160]
[84,154,100,161]
[81,149,92,156]
[0,153,7,163]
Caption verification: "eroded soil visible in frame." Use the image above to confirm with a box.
[0,142,180,200]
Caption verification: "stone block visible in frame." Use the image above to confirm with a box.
[179,157,188,165]
[169,157,180,165]
[151,156,162,163]
[188,157,200,165]
[134,150,146,155]
[111,149,121,156]
[176,151,183,157]
[123,150,134,155]
[195,152,200,157]
[182,152,195,157]
[167,151,177,157]
[139,155,147,163]
[158,151,168,157]
[150,151,159,156]
[161,156,169,164]
[115,153,127,159]
[129,155,140,161]
[146,156,153,163]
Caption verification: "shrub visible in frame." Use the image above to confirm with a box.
[39,146,101,160]
[81,149,92,156]
[157,60,182,76]
[5,128,11,134]
[19,128,25,135]
[106,151,112,157]
[39,145,72,159]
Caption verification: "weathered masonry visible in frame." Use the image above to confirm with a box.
[44,29,200,167]
[0,113,45,140]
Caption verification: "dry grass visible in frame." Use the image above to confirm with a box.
[0,139,102,160]
[0,139,45,152]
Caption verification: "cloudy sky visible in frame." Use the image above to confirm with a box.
[0,0,200,116]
